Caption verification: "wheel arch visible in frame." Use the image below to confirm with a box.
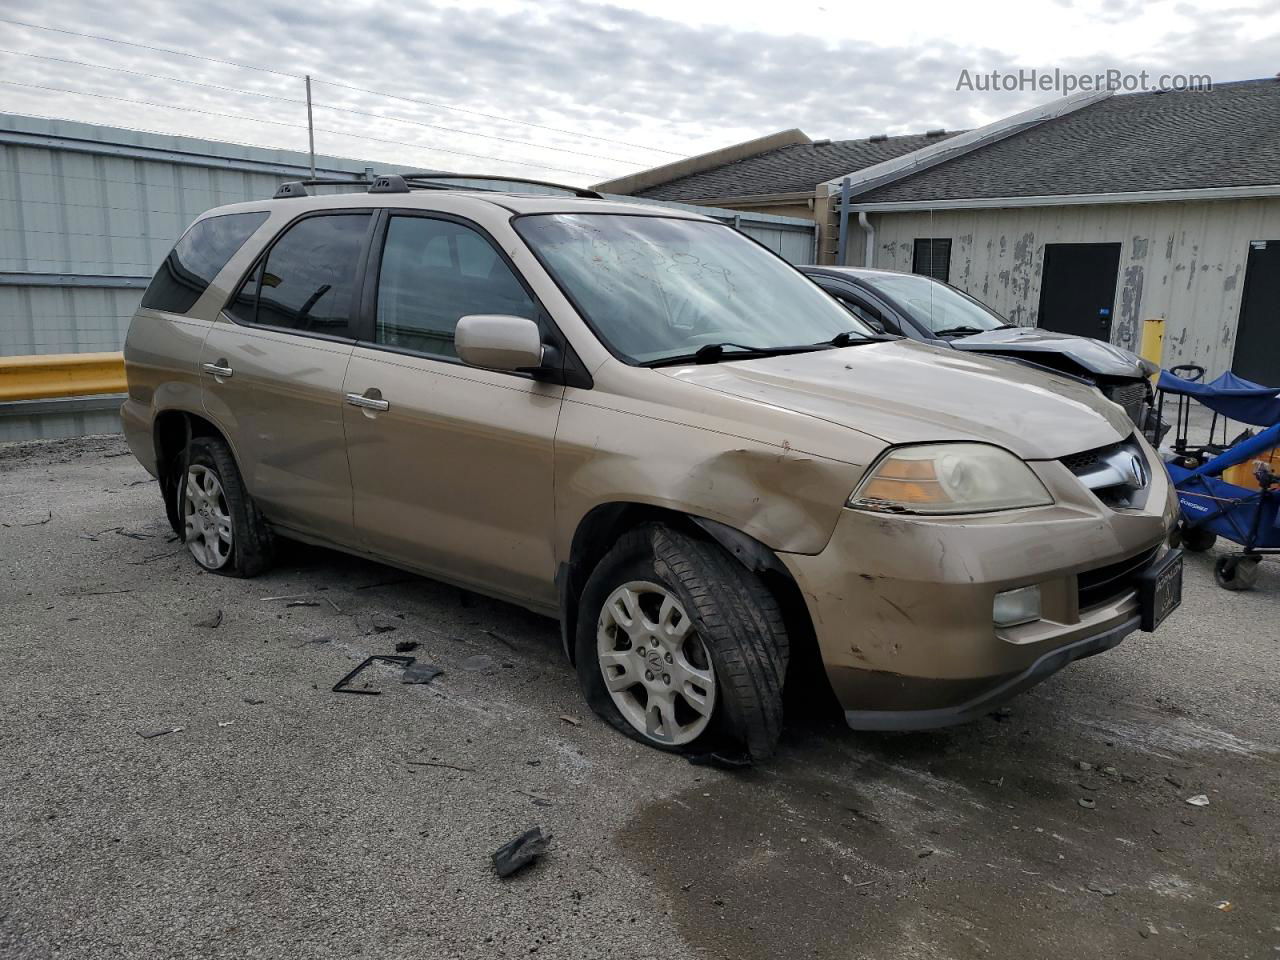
[152,409,239,538]
[558,503,831,711]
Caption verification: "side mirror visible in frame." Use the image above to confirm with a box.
[455,314,544,372]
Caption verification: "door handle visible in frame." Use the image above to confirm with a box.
[345,392,390,412]
[202,360,233,378]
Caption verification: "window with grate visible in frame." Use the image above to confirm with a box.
[912,238,952,283]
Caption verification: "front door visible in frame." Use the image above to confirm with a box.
[1037,242,1121,341]
[342,212,563,608]
[201,211,373,540]
[1232,241,1280,385]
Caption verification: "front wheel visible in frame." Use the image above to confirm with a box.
[178,436,274,577]
[575,524,789,761]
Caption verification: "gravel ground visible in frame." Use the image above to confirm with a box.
[1,435,1278,960]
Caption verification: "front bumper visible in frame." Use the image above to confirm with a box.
[781,454,1177,730]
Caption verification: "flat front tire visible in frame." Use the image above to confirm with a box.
[179,436,273,578]
[576,524,789,761]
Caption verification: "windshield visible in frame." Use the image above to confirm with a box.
[863,272,1009,336]
[514,214,875,364]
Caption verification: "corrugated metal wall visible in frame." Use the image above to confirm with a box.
[867,198,1280,376]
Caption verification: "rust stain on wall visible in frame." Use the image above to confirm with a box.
[1117,265,1145,350]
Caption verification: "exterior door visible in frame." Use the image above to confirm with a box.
[201,211,373,540]
[1037,243,1121,341]
[1232,241,1280,385]
[342,212,563,608]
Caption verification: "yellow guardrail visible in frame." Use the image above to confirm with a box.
[0,351,126,402]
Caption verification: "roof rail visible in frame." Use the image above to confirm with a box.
[391,172,603,199]
[270,173,603,201]
[272,178,369,199]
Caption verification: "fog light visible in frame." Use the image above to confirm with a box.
[993,585,1041,627]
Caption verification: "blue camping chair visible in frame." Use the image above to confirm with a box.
[1156,367,1280,590]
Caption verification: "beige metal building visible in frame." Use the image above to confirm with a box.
[602,80,1280,381]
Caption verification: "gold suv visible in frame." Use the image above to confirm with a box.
[122,174,1182,760]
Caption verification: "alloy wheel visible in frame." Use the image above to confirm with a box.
[182,464,233,570]
[596,580,717,745]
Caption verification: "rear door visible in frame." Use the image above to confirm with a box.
[201,211,373,541]
[341,212,564,608]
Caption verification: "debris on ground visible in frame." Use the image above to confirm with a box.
[516,790,553,807]
[369,614,399,633]
[113,527,150,540]
[286,600,319,608]
[1165,775,1184,789]
[1085,882,1116,896]
[137,726,183,739]
[20,511,54,526]
[1077,761,1094,771]
[1185,794,1211,807]
[401,662,444,685]
[193,610,223,629]
[394,640,420,653]
[217,720,235,728]
[1216,900,1233,911]
[687,751,753,770]
[243,698,265,705]
[460,654,496,671]
[406,759,474,772]
[1138,922,1159,939]
[332,655,415,694]
[917,849,935,859]
[492,826,550,878]
[558,715,582,727]
[1078,797,1097,809]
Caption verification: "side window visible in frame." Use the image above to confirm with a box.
[841,291,899,334]
[912,238,952,283]
[141,211,268,314]
[230,213,371,337]
[375,216,538,359]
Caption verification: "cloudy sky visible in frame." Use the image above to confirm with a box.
[1,0,1277,185]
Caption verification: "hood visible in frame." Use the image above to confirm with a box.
[949,327,1145,379]
[660,339,1132,460]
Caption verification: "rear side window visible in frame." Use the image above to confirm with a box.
[374,216,537,359]
[141,211,269,314]
[229,213,371,338]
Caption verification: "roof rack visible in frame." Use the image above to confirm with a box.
[391,172,603,199]
[271,173,603,200]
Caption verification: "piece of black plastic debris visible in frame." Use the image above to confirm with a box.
[394,640,420,653]
[687,751,753,770]
[286,600,319,608]
[193,610,223,629]
[138,726,183,739]
[243,698,265,705]
[492,826,550,878]
[401,662,444,685]
[332,655,415,694]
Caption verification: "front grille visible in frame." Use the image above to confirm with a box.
[1078,546,1158,609]
[1102,381,1150,427]
[1060,437,1151,509]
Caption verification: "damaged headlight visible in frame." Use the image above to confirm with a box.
[848,443,1053,515]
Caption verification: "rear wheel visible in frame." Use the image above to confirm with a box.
[576,524,788,761]
[179,436,274,577]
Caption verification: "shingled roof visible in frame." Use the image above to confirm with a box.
[633,131,960,201]
[855,79,1280,204]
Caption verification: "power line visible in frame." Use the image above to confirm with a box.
[0,15,687,158]
[0,80,610,178]
[0,49,650,167]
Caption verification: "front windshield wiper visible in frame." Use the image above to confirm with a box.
[932,325,987,337]
[643,341,830,368]
[826,330,892,346]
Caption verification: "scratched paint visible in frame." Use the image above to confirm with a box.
[864,198,1280,376]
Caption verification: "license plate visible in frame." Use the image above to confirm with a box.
[1138,548,1183,631]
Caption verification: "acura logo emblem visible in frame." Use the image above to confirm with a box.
[1127,455,1148,489]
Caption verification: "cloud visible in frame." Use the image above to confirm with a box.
[1,0,1275,184]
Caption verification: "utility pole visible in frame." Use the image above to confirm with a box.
[305,74,316,179]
